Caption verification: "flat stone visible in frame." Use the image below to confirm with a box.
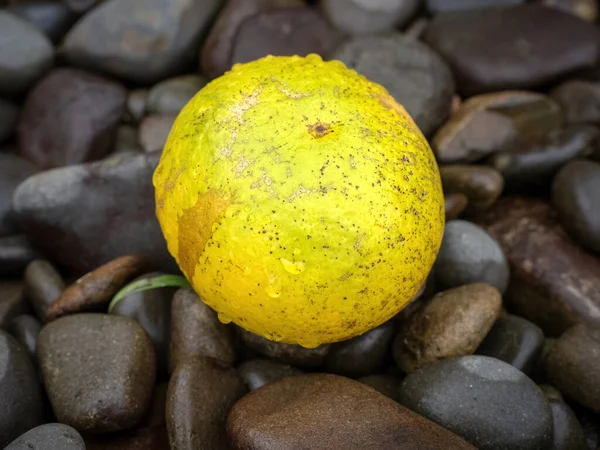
[5,1,77,43]
[476,314,544,376]
[147,75,206,115]
[551,80,600,125]
[440,165,504,212]
[138,114,177,153]
[334,34,455,137]
[0,235,39,277]
[169,287,236,373]
[424,5,600,96]
[400,356,553,450]
[24,259,65,322]
[0,98,18,144]
[546,324,600,413]
[445,193,468,220]
[60,0,223,84]
[477,197,600,336]
[0,12,54,95]
[18,68,127,169]
[0,282,28,329]
[540,385,588,450]
[12,152,177,276]
[4,423,85,450]
[37,314,157,433]
[227,373,476,450]
[357,374,404,403]
[6,314,41,364]
[166,356,246,450]
[434,220,510,293]
[427,0,525,13]
[0,330,44,447]
[394,283,502,373]
[237,359,302,391]
[0,153,37,237]
[535,0,598,21]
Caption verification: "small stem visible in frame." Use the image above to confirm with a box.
[108,274,190,313]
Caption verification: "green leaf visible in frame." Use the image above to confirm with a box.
[108,274,190,313]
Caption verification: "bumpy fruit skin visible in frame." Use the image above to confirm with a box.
[154,54,444,347]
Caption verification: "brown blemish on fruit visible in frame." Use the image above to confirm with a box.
[308,122,333,138]
[178,190,230,279]
[376,93,411,122]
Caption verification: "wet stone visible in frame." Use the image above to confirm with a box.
[394,283,502,373]
[0,153,37,237]
[434,220,510,293]
[138,114,177,153]
[147,75,207,115]
[445,193,468,220]
[0,235,39,277]
[24,259,65,322]
[540,385,588,450]
[5,1,77,43]
[358,374,404,403]
[6,314,42,363]
[334,34,455,137]
[399,356,553,450]
[237,359,302,391]
[169,287,236,373]
[4,423,85,450]
[18,68,127,169]
[551,80,600,125]
[0,98,18,144]
[0,282,28,329]
[476,314,544,376]
[37,313,157,433]
[440,165,504,212]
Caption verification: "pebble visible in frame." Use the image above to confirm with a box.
[239,328,330,368]
[322,0,420,35]
[434,220,510,293]
[536,0,599,22]
[427,0,525,13]
[18,68,127,169]
[6,315,41,364]
[440,165,504,212]
[540,385,588,450]
[24,259,65,322]
[400,356,553,450]
[478,197,600,335]
[4,423,85,450]
[334,34,455,137]
[0,281,28,329]
[166,356,246,450]
[5,1,77,43]
[357,374,404,403]
[237,359,302,391]
[476,314,544,376]
[0,12,54,95]
[112,272,175,375]
[227,373,476,450]
[146,75,206,115]
[230,8,342,66]
[138,114,177,153]
[546,324,600,413]
[551,80,600,125]
[37,313,157,433]
[126,89,149,124]
[12,152,177,275]
[113,125,143,155]
[169,287,236,373]
[324,320,396,377]
[0,235,39,277]
[490,124,600,188]
[433,91,562,164]
[552,159,600,254]
[60,0,224,84]
[423,5,600,96]
[46,255,146,321]
[445,193,468,220]
[0,98,18,144]
[0,330,44,447]
[394,283,502,372]
[0,153,37,237]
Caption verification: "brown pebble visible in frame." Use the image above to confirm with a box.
[24,259,65,322]
[445,193,468,220]
[441,165,504,212]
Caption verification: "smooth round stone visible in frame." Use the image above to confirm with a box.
[113,125,142,156]
[147,75,207,115]
[169,287,236,373]
[358,374,404,403]
[138,114,177,153]
[0,330,44,447]
[445,193,468,220]
[237,359,302,391]
[0,235,39,277]
[37,314,157,433]
[423,5,600,96]
[540,385,588,450]
[0,281,28,329]
[400,356,553,450]
[231,8,341,66]
[0,153,37,237]
[5,1,77,43]
[227,373,476,450]
[166,356,246,450]
[324,320,396,377]
[200,0,305,80]
[60,0,224,84]
[239,328,330,368]
[24,259,65,322]
[18,68,127,169]
[394,283,502,373]
[440,165,504,212]
[126,89,149,124]
[434,220,509,293]
[333,34,454,137]
[6,315,42,362]
[112,272,175,374]
[552,160,600,254]
[4,423,85,450]
[0,12,54,95]
[323,0,420,35]
[546,324,600,413]
[0,98,18,144]
[551,80,600,125]
[535,0,598,21]
[476,314,544,376]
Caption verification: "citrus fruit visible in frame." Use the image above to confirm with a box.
[153,54,444,347]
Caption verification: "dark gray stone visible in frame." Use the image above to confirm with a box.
[237,359,302,391]
[5,1,77,43]
[24,259,65,322]
[4,423,85,450]
[540,385,588,450]
[551,80,600,125]
[138,114,177,153]
[147,75,206,115]
[6,315,42,364]
[0,153,37,237]
[113,125,143,156]
[0,282,28,329]
[0,98,18,144]
[0,235,40,277]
